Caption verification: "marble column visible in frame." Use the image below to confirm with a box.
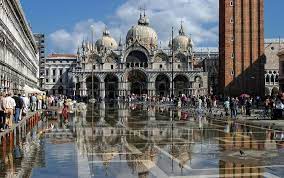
[147,82,155,97]
[170,80,173,97]
[80,81,87,96]
[100,82,105,99]
[118,81,125,97]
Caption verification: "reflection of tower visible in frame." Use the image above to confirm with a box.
[219,122,266,150]
[219,160,264,177]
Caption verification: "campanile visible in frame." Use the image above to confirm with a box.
[219,0,265,96]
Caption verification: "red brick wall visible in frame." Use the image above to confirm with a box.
[219,0,265,96]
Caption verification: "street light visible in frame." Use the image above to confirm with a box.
[89,26,96,104]
[171,27,174,99]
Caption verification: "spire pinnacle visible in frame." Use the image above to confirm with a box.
[103,26,110,36]
[118,35,122,47]
[179,20,185,36]
[138,6,149,26]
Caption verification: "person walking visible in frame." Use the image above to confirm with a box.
[30,94,37,112]
[245,98,252,116]
[62,102,69,122]
[12,93,24,123]
[37,94,42,110]
[3,93,16,128]
[42,93,47,109]
[224,98,230,116]
[198,97,203,110]
[22,94,30,116]
[207,97,213,113]
[230,98,238,119]
[0,93,6,131]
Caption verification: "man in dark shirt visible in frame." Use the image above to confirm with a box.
[12,93,23,123]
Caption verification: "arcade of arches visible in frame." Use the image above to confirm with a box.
[82,70,207,99]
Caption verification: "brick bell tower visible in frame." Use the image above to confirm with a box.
[219,0,265,96]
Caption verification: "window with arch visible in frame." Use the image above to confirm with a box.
[271,75,275,84]
[265,75,270,83]
[275,75,279,83]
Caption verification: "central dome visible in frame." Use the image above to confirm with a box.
[96,28,118,51]
[126,13,158,49]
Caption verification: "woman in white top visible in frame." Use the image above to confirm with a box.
[3,93,16,128]
[22,94,30,116]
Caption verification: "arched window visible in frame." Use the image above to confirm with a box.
[265,75,270,83]
[271,75,275,84]
[275,75,279,83]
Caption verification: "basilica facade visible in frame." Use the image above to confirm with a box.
[73,13,208,99]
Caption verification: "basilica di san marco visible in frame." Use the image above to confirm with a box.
[74,13,208,100]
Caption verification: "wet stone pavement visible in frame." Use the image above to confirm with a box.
[0,102,284,178]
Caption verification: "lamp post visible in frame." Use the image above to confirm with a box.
[92,59,94,99]
[89,26,96,104]
[171,27,174,99]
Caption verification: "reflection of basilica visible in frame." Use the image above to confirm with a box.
[74,103,194,177]
[74,12,208,99]
[74,103,284,177]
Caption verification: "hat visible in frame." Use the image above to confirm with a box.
[22,94,26,97]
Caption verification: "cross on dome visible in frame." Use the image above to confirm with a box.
[103,26,110,36]
[179,20,185,36]
[138,7,149,26]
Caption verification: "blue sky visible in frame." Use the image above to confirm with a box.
[21,0,284,53]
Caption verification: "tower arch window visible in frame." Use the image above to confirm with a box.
[265,75,270,83]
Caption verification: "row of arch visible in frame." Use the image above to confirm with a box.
[84,70,203,98]
[265,74,279,84]
[87,49,190,66]
[0,72,27,92]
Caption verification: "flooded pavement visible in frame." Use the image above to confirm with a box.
[0,102,284,178]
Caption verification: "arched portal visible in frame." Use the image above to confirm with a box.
[105,74,119,99]
[174,75,190,96]
[127,70,147,95]
[126,50,148,68]
[58,86,64,95]
[155,74,170,97]
[86,76,100,99]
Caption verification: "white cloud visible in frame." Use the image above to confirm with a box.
[48,0,219,53]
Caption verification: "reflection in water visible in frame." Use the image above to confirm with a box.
[0,102,284,177]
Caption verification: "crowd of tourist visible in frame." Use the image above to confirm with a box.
[0,92,67,132]
[120,93,284,119]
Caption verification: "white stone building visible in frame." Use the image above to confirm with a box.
[264,38,284,95]
[278,48,284,91]
[73,13,208,99]
[34,33,45,89]
[44,54,77,95]
[0,0,39,93]
[194,47,219,94]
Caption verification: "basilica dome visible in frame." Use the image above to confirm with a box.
[172,24,193,52]
[126,13,158,49]
[96,29,118,51]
